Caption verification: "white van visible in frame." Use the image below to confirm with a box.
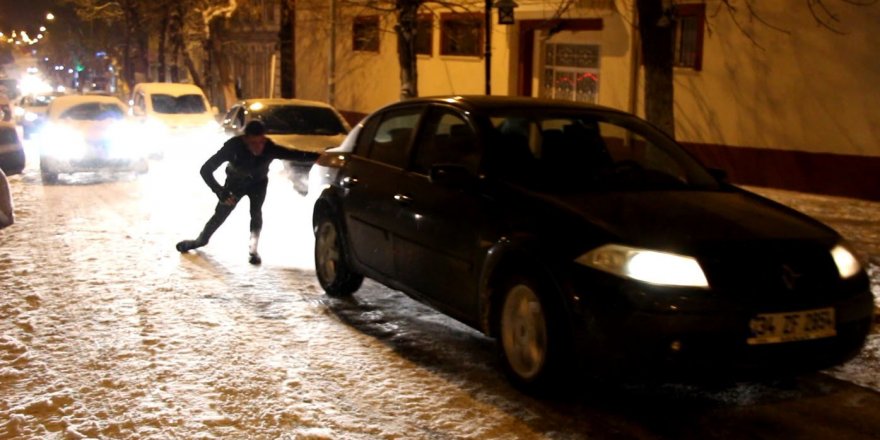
[129,83,222,156]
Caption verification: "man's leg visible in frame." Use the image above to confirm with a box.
[176,199,238,252]
[246,182,268,264]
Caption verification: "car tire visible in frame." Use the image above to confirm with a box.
[496,274,569,393]
[314,215,363,297]
[40,163,58,184]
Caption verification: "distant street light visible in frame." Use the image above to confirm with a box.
[46,13,56,21]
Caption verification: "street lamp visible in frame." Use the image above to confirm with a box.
[46,13,55,21]
[495,0,518,25]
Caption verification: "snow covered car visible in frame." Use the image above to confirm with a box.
[0,121,25,176]
[222,98,350,195]
[14,92,63,138]
[128,82,222,157]
[312,96,875,390]
[38,95,149,183]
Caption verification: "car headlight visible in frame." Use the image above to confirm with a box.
[831,243,862,279]
[106,121,144,159]
[40,124,88,160]
[575,244,710,288]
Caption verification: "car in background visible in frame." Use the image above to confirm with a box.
[311,96,875,391]
[222,98,350,195]
[14,92,64,138]
[38,95,149,183]
[129,82,221,157]
[307,122,362,199]
[0,121,25,176]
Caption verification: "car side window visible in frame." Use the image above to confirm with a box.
[411,108,479,175]
[364,107,422,168]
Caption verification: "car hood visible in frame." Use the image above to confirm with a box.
[57,120,118,142]
[532,189,838,251]
[150,113,215,129]
[268,133,347,153]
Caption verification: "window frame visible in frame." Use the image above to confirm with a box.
[439,13,484,58]
[415,14,434,56]
[673,4,706,71]
[353,15,380,53]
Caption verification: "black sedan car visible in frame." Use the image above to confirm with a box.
[311,96,874,390]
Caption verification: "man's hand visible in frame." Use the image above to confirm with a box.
[217,189,237,206]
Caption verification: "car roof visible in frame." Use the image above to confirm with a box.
[382,95,628,115]
[235,98,339,110]
[133,82,206,96]
[47,95,126,119]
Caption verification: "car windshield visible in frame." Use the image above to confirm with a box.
[253,105,347,135]
[60,103,125,121]
[486,110,720,192]
[151,94,207,114]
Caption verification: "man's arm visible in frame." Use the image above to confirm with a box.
[199,141,234,194]
[266,143,319,164]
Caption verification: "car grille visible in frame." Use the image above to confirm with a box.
[698,241,841,303]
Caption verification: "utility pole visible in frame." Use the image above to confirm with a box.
[329,0,337,105]
[484,0,491,95]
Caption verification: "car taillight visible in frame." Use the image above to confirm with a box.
[315,152,348,168]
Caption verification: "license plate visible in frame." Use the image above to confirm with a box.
[747,307,836,345]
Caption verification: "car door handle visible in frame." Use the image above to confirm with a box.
[394,193,412,205]
[341,176,358,188]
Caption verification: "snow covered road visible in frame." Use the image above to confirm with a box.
[1,151,878,439]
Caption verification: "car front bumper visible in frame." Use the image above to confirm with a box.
[565,270,875,380]
[41,156,148,174]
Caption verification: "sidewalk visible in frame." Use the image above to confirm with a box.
[747,186,880,324]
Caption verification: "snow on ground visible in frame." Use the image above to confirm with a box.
[0,140,878,439]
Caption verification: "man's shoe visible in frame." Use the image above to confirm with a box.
[176,240,203,253]
[248,252,262,265]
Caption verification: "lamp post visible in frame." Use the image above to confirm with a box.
[484,0,518,95]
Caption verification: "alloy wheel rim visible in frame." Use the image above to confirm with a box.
[500,284,547,380]
[317,222,340,282]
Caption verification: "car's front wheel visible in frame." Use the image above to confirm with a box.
[40,161,58,184]
[497,275,568,392]
[314,216,363,297]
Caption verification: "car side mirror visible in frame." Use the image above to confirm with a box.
[429,164,475,189]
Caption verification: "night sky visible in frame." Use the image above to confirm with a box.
[0,0,65,33]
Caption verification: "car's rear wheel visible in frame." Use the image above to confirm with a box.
[497,275,568,392]
[314,216,363,297]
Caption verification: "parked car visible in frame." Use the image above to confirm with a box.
[311,96,874,390]
[14,92,64,138]
[129,82,221,157]
[0,167,12,230]
[307,121,362,199]
[38,95,149,183]
[222,98,350,195]
[0,121,25,176]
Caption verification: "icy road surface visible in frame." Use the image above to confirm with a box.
[1,147,878,439]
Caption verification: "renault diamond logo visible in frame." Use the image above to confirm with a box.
[781,264,803,290]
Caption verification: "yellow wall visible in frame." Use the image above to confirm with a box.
[673,1,880,157]
[295,0,880,158]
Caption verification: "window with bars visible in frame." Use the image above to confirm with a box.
[674,4,705,70]
[541,43,601,104]
[440,13,483,57]
[353,16,380,52]
[415,15,433,56]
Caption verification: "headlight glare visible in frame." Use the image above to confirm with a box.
[576,244,709,288]
[831,244,861,279]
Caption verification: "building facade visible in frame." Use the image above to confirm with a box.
[290,0,879,200]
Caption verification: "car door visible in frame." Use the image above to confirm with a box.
[392,105,484,320]
[340,105,424,277]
